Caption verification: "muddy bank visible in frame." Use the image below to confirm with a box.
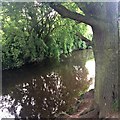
[56,89,100,119]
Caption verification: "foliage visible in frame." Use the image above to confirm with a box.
[1,2,92,69]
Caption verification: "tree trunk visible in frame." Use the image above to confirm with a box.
[49,2,119,117]
[93,3,119,117]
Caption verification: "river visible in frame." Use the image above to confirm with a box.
[1,49,95,119]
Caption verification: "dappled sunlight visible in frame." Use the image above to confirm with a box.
[1,69,91,118]
[2,50,94,118]
[0,95,22,119]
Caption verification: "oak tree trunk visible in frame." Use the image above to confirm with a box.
[92,2,119,117]
[49,2,119,117]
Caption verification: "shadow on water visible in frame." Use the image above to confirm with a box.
[1,49,95,119]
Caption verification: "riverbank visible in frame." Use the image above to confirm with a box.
[56,89,120,119]
[3,48,93,71]
[56,89,100,118]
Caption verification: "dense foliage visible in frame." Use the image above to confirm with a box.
[1,2,92,69]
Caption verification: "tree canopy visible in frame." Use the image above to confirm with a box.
[1,2,92,69]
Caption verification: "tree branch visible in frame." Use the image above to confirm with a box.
[76,32,93,46]
[49,3,98,27]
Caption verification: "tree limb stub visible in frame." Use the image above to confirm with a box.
[76,32,93,46]
[49,3,98,27]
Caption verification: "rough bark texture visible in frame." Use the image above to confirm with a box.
[93,3,119,117]
[118,1,120,115]
[50,2,119,117]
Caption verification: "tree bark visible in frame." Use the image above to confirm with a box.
[93,2,119,117]
[49,3,99,27]
[50,2,119,117]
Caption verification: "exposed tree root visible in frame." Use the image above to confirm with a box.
[56,89,100,119]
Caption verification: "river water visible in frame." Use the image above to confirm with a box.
[1,49,95,119]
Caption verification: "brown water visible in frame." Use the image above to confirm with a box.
[1,49,95,119]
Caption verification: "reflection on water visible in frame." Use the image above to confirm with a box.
[1,49,95,119]
[85,59,95,91]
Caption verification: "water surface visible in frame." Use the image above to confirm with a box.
[1,49,95,119]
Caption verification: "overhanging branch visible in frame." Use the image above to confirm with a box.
[76,32,93,46]
[49,3,98,27]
